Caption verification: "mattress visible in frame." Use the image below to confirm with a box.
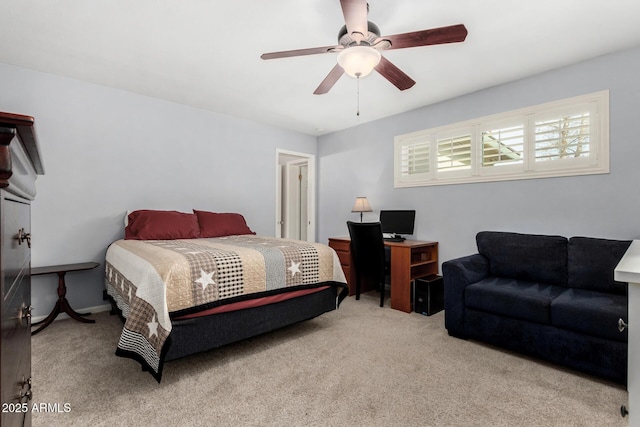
[104,235,347,379]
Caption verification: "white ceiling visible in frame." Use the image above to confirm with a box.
[1,1,640,136]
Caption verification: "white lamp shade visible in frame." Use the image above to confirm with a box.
[337,46,382,78]
[351,197,373,213]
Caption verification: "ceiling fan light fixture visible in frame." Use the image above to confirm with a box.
[337,46,381,78]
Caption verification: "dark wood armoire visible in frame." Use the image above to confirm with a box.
[0,112,44,427]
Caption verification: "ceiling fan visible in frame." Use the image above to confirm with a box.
[260,0,468,95]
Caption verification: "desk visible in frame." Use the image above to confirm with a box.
[31,262,99,335]
[328,238,438,313]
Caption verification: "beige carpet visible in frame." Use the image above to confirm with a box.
[32,292,628,426]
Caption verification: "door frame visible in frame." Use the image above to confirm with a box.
[275,149,316,242]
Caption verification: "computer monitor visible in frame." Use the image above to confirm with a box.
[379,210,416,239]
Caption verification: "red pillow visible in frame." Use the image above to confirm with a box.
[193,210,255,238]
[125,210,200,240]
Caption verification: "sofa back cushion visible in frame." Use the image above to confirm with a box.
[568,237,631,295]
[476,231,568,286]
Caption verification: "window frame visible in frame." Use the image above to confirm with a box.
[394,91,609,188]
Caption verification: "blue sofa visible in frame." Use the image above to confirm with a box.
[443,231,631,385]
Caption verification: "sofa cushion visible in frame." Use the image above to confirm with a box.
[551,288,627,343]
[568,237,631,295]
[465,277,566,324]
[476,231,568,286]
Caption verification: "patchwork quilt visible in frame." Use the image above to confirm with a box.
[105,235,347,380]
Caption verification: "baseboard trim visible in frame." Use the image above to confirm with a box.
[31,303,112,324]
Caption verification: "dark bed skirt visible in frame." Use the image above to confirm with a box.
[106,282,347,380]
[165,284,342,361]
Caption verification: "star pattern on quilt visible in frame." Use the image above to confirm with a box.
[148,315,158,338]
[288,261,302,277]
[194,269,216,290]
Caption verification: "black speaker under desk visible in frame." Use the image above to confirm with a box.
[413,275,444,316]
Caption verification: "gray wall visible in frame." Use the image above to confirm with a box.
[0,63,316,317]
[2,45,638,317]
[317,46,640,266]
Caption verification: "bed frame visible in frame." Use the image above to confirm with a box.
[105,283,347,380]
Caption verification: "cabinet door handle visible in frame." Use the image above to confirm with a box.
[18,376,33,401]
[16,228,31,248]
[17,304,32,325]
[19,388,32,401]
[618,318,628,332]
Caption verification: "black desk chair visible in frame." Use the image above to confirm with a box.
[347,221,390,307]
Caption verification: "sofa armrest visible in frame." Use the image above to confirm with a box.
[443,254,490,337]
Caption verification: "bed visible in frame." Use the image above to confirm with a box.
[104,210,348,382]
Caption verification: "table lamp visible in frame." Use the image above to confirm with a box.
[351,197,372,222]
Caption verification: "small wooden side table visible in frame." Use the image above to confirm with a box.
[31,262,99,335]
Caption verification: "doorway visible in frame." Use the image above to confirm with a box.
[275,149,316,242]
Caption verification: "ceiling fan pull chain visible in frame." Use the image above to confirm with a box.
[356,75,360,117]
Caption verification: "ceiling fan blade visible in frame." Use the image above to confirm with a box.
[261,45,340,60]
[340,0,368,38]
[313,64,345,95]
[374,56,416,91]
[383,24,468,51]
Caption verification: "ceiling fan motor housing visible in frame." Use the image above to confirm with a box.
[338,21,381,46]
